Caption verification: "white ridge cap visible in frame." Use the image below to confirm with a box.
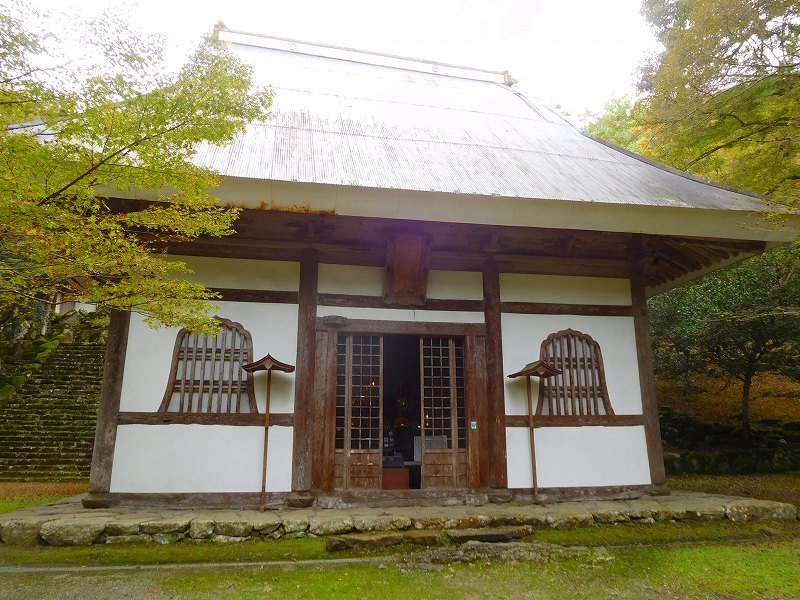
[215,25,511,84]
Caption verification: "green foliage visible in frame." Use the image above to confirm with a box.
[649,244,800,436]
[0,6,273,333]
[584,96,641,152]
[637,0,800,208]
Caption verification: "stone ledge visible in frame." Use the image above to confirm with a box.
[0,491,796,547]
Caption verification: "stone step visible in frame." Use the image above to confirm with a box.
[325,526,535,552]
[0,341,103,481]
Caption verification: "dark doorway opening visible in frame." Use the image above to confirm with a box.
[382,335,422,489]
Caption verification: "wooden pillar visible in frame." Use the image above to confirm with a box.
[483,261,508,488]
[87,310,130,495]
[291,249,319,491]
[465,334,489,488]
[631,278,667,486]
[311,329,337,490]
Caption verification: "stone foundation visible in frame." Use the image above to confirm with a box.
[0,491,796,547]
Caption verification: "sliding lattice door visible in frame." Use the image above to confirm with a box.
[333,334,383,489]
[420,337,467,488]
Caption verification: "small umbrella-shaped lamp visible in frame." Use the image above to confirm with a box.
[507,360,561,503]
[243,354,295,510]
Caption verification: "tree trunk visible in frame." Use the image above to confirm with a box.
[741,373,753,442]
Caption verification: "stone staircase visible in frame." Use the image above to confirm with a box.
[0,342,105,481]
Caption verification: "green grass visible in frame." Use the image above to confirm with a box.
[5,537,799,599]
[2,519,797,568]
[133,539,800,599]
[0,496,72,515]
[0,482,86,515]
[668,472,800,507]
[535,518,800,547]
[0,536,418,566]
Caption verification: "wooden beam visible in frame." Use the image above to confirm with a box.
[500,302,633,316]
[631,277,667,486]
[291,248,319,492]
[117,412,294,426]
[318,293,483,312]
[482,261,507,489]
[88,310,130,494]
[505,414,645,427]
[513,484,668,503]
[212,288,299,304]
[316,318,486,336]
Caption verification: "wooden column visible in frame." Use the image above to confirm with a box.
[87,310,130,495]
[311,329,337,490]
[483,261,508,488]
[465,335,489,488]
[291,249,319,491]
[631,278,667,486]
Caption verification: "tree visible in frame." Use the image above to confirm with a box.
[649,245,800,439]
[583,96,641,153]
[1,7,272,334]
[636,0,800,208]
[585,2,800,439]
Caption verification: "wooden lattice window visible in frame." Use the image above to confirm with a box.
[420,337,466,450]
[159,318,257,414]
[537,329,614,417]
[335,334,382,450]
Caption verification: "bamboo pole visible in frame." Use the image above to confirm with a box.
[526,375,539,503]
[261,370,272,511]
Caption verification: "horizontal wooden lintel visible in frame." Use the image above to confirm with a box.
[315,317,486,336]
[118,412,294,427]
[504,414,644,427]
[211,288,299,304]
[500,302,633,316]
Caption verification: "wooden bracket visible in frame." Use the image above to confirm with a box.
[383,234,431,306]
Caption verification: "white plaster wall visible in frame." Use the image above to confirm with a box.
[499,274,631,305]
[173,256,300,291]
[317,305,484,323]
[318,264,384,295]
[502,313,641,415]
[505,426,651,488]
[120,301,298,413]
[427,270,483,300]
[110,424,293,493]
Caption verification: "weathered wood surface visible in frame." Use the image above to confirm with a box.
[291,249,319,492]
[482,262,507,489]
[631,277,667,486]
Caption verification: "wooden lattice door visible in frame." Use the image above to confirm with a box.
[333,334,383,490]
[419,337,467,488]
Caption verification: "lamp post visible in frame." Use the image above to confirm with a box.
[243,354,295,511]
[507,360,561,503]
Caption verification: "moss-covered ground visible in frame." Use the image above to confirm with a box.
[2,476,800,598]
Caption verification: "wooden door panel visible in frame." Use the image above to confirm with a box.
[333,335,383,490]
[420,337,467,488]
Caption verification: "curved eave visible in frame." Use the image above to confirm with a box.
[201,177,798,244]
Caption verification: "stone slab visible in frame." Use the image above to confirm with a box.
[40,518,108,546]
[447,526,535,544]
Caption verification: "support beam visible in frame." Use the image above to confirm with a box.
[291,249,319,491]
[87,310,130,496]
[631,278,667,486]
[483,261,507,488]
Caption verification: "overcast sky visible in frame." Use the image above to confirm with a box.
[30,0,660,119]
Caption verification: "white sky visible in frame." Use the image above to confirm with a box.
[29,0,660,119]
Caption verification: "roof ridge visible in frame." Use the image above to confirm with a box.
[215,24,512,84]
